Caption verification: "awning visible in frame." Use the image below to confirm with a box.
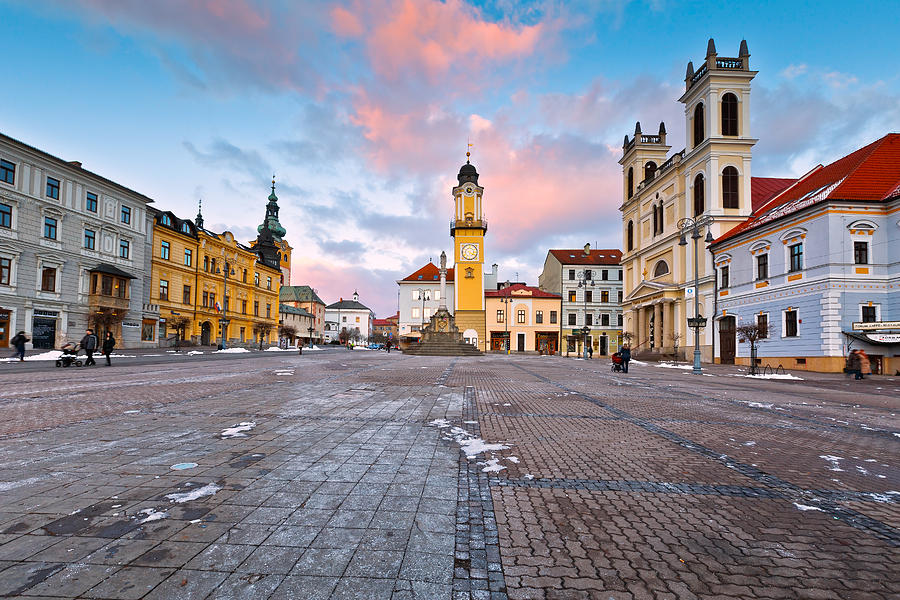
[843,331,900,346]
[88,263,137,279]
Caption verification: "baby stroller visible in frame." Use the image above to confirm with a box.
[611,352,623,372]
[55,343,83,368]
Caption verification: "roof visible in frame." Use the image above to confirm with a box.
[372,318,396,326]
[400,262,455,282]
[326,299,371,311]
[750,177,796,211]
[280,285,325,305]
[485,283,561,299]
[548,249,622,266]
[715,134,900,246]
[88,263,137,279]
[279,304,314,318]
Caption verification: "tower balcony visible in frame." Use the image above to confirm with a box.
[450,217,488,236]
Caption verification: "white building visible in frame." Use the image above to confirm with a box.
[324,291,374,344]
[397,262,455,336]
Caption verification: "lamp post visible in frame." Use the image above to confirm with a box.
[418,288,426,332]
[307,325,314,349]
[678,215,715,375]
[215,260,235,349]
[501,297,510,354]
[577,273,595,359]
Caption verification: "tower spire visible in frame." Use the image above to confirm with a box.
[195,197,204,229]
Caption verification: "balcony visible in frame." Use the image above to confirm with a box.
[450,217,488,235]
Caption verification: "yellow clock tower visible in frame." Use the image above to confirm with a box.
[451,153,487,349]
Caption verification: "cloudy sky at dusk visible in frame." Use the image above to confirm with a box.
[3,0,898,317]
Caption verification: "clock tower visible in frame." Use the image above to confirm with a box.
[451,153,487,349]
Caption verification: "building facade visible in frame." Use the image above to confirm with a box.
[485,284,561,353]
[278,304,315,347]
[0,132,157,350]
[372,315,399,344]
[619,39,794,360]
[539,245,624,356]
[324,292,374,344]
[452,155,487,349]
[710,134,900,374]
[397,262,455,337]
[280,285,325,343]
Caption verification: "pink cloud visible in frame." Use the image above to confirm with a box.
[331,5,364,37]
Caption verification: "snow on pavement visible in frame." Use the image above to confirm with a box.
[220,422,256,438]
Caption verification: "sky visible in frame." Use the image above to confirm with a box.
[3,0,899,317]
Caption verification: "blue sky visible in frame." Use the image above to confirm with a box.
[2,0,898,317]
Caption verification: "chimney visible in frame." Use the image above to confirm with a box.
[68,161,82,169]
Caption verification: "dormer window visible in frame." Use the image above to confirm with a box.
[160,214,172,227]
[721,93,738,136]
[181,222,190,234]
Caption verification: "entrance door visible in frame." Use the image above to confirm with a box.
[0,309,9,348]
[201,322,212,346]
[517,333,525,352]
[32,317,57,349]
[490,332,506,351]
[599,335,608,356]
[719,316,736,364]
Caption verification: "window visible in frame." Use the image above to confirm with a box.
[601,313,610,326]
[266,276,272,290]
[181,222,190,234]
[618,270,623,281]
[719,265,729,289]
[756,254,768,280]
[121,206,131,224]
[254,301,259,316]
[0,159,14,184]
[266,304,271,318]
[602,270,609,280]
[203,256,209,271]
[784,309,798,337]
[100,275,113,295]
[41,267,56,292]
[789,243,803,272]
[44,217,58,240]
[627,221,634,251]
[652,204,659,236]
[585,290,592,303]
[627,167,634,199]
[84,229,95,250]
[517,309,525,324]
[655,200,664,234]
[209,293,215,308]
[159,280,169,300]
[160,214,172,227]
[0,203,10,228]
[601,290,609,303]
[653,261,669,277]
[721,93,738,136]
[693,103,704,147]
[241,300,247,314]
[617,290,623,302]
[496,310,504,323]
[854,241,868,265]
[536,310,543,324]
[86,192,98,212]
[757,314,768,339]
[617,314,623,327]
[254,272,260,286]
[119,239,130,259]
[242,269,247,283]
[210,258,216,273]
[568,270,575,281]
[722,166,739,209]
[568,313,576,326]
[644,161,657,181]
[0,257,9,285]
[584,269,592,280]
[861,305,877,323]
[585,313,593,326]
[161,241,170,260]
[568,290,576,302]
[184,249,192,266]
[202,291,209,307]
[46,177,60,200]
[693,173,705,216]
[183,284,191,305]
[550,311,557,324]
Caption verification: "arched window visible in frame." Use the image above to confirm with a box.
[653,261,670,277]
[658,200,664,233]
[693,103,705,147]
[644,161,657,181]
[721,93,738,136]
[693,173,705,216]
[181,222,191,234]
[627,220,634,251]
[652,205,658,236]
[722,166,739,209]
[160,214,172,227]
[627,167,634,199]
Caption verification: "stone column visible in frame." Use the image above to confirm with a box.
[653,303,662,349]
[634,307,643,349]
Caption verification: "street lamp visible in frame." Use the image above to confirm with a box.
[500,297,511,354]
[215,260,235,350]
[678,215,715,375]
[418,288,426,332]
[308,325,314,349]
[577,273,596,359]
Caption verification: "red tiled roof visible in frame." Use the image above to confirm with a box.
[372,319,396,326]
[400,262,454,282]
[485,283,561,299]
[750,177,796,211]
[548,249,622,266]
[715,134,900,245]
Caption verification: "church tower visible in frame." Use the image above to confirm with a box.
[451,152,487,349]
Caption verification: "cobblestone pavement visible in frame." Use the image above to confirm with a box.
[0,352,897,599]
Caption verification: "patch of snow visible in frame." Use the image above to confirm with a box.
[220,421,256,438]
[137,508,169,523]
[793,503,823,512]
[480,458,506,473]
[743,441,757,446]
[868,493,894,503]
[460,438,510,458]
[0,476,48,492]
[0,350,64,362]
[744,402,774,409]
[123,410,140,414]
[215,347,250,354]
[506,456,520,464]
[656,362,694,370]
[185,351,204,356]
[744,373,804,380]
[264,347,294,352]
[165,483,221,503]
[819,455,844,472]
[524,474,535,480]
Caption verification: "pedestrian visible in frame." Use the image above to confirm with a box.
[102,331,115,366]
[10,330,29,362]
[858,349,871,379]
[587,344,593,359]
[80,328,99,366]
[620,345,631,374]
[847,349,862,380]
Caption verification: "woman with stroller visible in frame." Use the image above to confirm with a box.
[102,332,116,366]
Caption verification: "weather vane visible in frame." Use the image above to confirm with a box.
[466,139,473,163]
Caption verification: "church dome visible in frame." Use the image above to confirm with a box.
[457,159,479,185]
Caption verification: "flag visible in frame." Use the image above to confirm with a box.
[214,302,221,313]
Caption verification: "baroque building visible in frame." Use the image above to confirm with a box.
[397,261,455,338]
[485,284,561,353]
[619,39,792,360]
[280,285,326,344]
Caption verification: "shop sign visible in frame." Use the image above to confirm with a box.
[867,333,900,343]
[853,321,900,331]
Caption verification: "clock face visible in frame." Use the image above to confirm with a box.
[461,243,478,261]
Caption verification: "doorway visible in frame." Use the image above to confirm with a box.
[719,316,736,364]
[517,332,525,352]
[0,308,9,348]
[32,317,57,349]
[200,321,212,346]
[599,334,608,356]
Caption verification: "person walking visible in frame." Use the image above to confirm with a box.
[587,344,593,359]
[620,345,631,374]
[10,330,29,361]
[847,349,862,380]
[858,349,871,379]
[80,328,99,366]
[102,332,115,366]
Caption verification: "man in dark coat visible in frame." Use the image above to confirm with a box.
[102,332,116,366]
[10,331,28,361]
[80,328,99,366]
[620,345,632,373]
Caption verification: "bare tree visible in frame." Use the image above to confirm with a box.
[338,327,350,345]
[621,331,634,348]
[278,324,297,346]
[90,308,124,340]
[669,332,682,361]
[253,322,274,350]
[737,321,768,374]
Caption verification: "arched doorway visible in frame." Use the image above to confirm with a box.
[463,328,478,348]
[719,316,736,364]
[201,321,212,346]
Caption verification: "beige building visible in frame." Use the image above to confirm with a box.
[485,284,562,354]
[619,39,789,360]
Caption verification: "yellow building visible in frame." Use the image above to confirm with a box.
[451,153,487,349]
[151,193,284,347]
[485,284,562,354]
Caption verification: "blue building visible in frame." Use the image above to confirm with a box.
[709,134,900,374]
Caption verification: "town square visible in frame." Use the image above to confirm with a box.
[1,0,899,598]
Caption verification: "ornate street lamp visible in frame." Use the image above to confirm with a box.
[500,297,511,354]
[678,216,715,375]
[577,272,596,359]
[307,325,314,349]
[215,260,235,349]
